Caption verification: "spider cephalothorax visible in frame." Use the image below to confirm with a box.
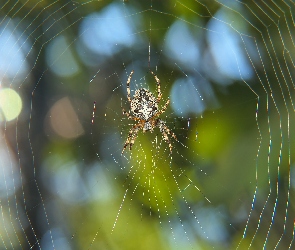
[121,70,176,154]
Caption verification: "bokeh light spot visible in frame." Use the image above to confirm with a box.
[0,88,22,122]
[48,97,84,139]
[46,35,79,77]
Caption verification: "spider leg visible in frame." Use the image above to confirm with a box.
[155,98,170,117]
[126,70,134,103]
[122,123,142,154]
[150,70,162,103]
[122,108,141,123]
[157,119,177,153]
[122,108,131,118]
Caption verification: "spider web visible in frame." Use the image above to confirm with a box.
[0,0,295,249]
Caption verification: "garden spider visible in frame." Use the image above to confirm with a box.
[121,70,176,154]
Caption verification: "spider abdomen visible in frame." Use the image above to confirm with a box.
[131,88,158,121]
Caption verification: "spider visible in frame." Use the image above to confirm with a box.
[121,70,176,154]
